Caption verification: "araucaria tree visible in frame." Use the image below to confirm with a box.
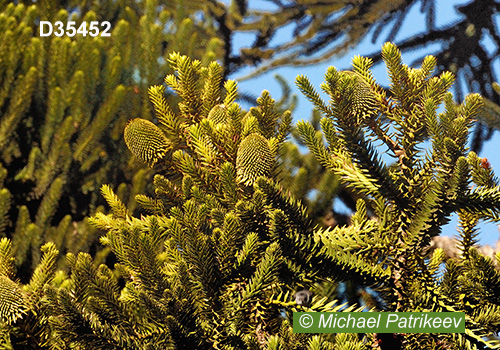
[1,44,500,349]
[297,42,500,348]
[0,0,223,281]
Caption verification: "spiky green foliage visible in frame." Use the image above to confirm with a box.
[18,54,372,349]
[297,42,500,349]
[0,240,60,348]
[0,0,222,281]
[4,41,500,348]
[276,107,350,229]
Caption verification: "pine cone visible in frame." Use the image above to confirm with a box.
[124,118,171,167]
[236,133,274,186]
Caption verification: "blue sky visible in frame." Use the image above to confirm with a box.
[229,0,500,248]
